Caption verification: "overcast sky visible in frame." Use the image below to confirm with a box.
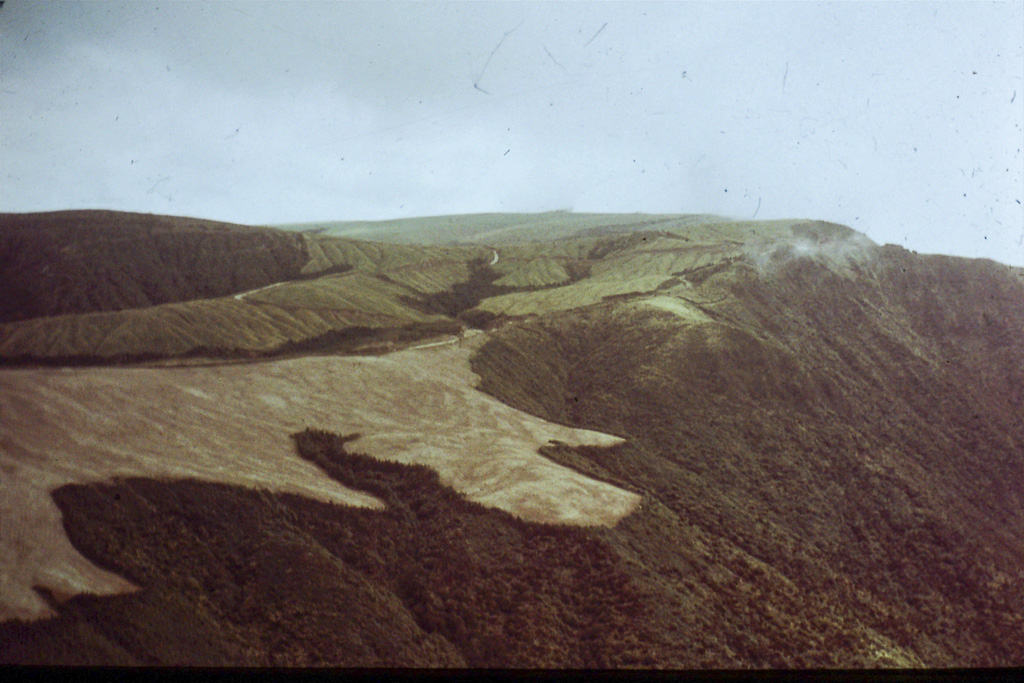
[2,1,1022,265]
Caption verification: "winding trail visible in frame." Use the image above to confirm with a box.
[232,280,288,301]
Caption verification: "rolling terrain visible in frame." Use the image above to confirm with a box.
[0,210,310,323]
[1,334,632,624]
[1,209,1022,667]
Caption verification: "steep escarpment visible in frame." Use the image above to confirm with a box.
[470,245,1024,667]
[0,210,309,323]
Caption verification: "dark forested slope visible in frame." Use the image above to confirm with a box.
[0,210,309,322]
[0,431,658,667]
[470,244,1024,666]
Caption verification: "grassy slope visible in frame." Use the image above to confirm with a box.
[475,235,741,316]
[0,215,489,362]
[0,211,846,363]
[2,214,751,362]
[0,274,452,360]
[279,211,692,244]
[275,212,803,245]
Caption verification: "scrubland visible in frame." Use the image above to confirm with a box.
[1,210,1021,667]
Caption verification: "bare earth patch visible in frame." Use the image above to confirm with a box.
[0,334,637,621]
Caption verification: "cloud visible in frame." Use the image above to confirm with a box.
[1,0,1021,265]
[743,223,878,277]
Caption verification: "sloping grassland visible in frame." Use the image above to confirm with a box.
[0,212,757,363]
[0,212,491,362]
[0,338,634,623]
[0,274,448,360]
[0,432,653,666]
[277,211,797,246]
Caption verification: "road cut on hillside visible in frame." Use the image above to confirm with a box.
[232,279,288,301]
[0,334,637,622]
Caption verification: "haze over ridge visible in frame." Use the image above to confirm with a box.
[1,1,1021,265]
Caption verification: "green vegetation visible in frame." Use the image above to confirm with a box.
[0,431,658,667]
[3,209,1022,667]
[0,210,309,323]
[277,211,703,245]
[0,211,846,364]
[0,282,450,364]
[0,210,492,362]
[405,255,591,328]
[0,320,464,367]
[274,212,803,246]
[469,246,1024,667]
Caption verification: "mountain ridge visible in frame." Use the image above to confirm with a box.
[1,208,1021,667]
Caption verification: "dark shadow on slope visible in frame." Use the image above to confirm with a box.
[6,240,1023,668]
[401,255,591,330]
[408,257,513,323]
[0,320,464,368]
[0,210,317,323]
[584,231,681,260]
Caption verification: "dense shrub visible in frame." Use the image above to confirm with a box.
[0,210,311,322]
[1,430,658,667]
[469,251,1024,667]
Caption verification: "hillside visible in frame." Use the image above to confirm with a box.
[275,211,792,246]
[0,211,818,364]
[0,210,492,361]
[1,210,1022,667]
[0,336,632,625]
[0,210,313,323]
[470,244,1024,666]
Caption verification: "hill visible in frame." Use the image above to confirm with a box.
[0,210,494,362]
[274,211,794,245]
[1,210,1022,667]
[0,337,632,625]
[0,210,312,323]
[470,243,1024,666]
[0,211,841,364]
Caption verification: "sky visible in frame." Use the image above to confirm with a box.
[1,1,1022,265]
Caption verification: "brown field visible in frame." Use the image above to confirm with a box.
[0,333,636,622]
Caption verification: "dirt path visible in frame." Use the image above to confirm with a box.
[232,280,288,301]
[0,333,637,622]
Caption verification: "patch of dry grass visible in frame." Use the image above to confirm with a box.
[0,335,636,622]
